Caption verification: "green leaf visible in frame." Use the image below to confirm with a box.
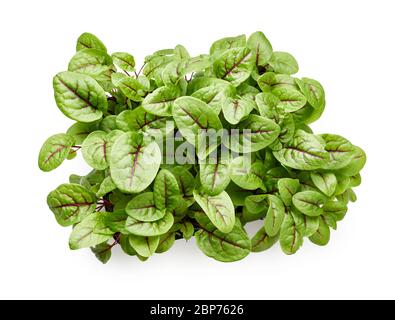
[311,172,337,197]
[251,226,279,252]
[96,210,128,234]
[244,194,268,214]
[69,213,112,250]
[319,134,356,170]
[53,71,107,122]
[142,85,181,116]
[213,47,254,86]
[309,216,330,246]
[222,96,255,124]
[192,83,236,115]
[247,31,273,67]
[210,34,246,55]
[153,169,181,211]
[199,158,230,196]
[180,221,194,240]
[112,52,136,72]
[47,183,97,227]
[278,178,300,206]
[225,114,280,153]
[230,156,265,190]
[68,49,114,89]
[128,234,159,257]
[268,51,299,75]
[116,107,174,139]
[273,130,329,170]
[125,211,174,236]
[125,192,166,221]
[96,176,117,198]
[111,73,147,102]
[76,32,107,52]
[264,195,285,236]
[81,131,109,170]
[168,166,195,206]
[279,213,303,255]
[66,121,99,144]
[91,243,112,264]
[195,220,251,262]
[295,77,325,110]
[272,87,307,112]
[292,190,327,217]
[337,146,367,176]
[173,96,222,146]
[193,190,235,233]
[291,209,319,237]
[99,115,118,133]
[323,200,348,222]
[109,132,161,193]
[38,133,75,172]
[156,232,176,253]
[257,72,296,92]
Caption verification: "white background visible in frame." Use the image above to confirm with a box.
[1,0,394,300]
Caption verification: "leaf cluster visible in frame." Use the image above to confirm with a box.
[39,32,366,263]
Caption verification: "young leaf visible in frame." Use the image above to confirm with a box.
[116,107,174,139]
[69,214,112,250]
[278,178,300,206]
[210,34,246,55]
[53,71,107,122]
[268,51,299,75]
[125,211,174,236]
[251,226,279,252]
[292,190,327,217]
[199,158,231,196]
[247,31,273,67]
[222,96,255,125]
[195,220,251,262]
[125,192,166,222]
[173,96,222,146]
[142,85,181,116]
[311,172,337,197]
[291,209,319,237]
[91,243,112,264]
[109,132,161,193]
[309,216,330,246]
[230,156,265,190]
[225,114,281,153]
[153,169,181,211]
[128,234,160,257]
[180,221,194,240]
[273,130,329,170]
[279,213,303,255]
[213,47,254,86]
[156,232,176,253]
[111,73,147,102]
[38,133,75,172]
[272,87,307,112]
[264,195,285,236]
[81,131,109,170]
[193,190,235,234]
[47,183,97,227]
[76,32,107,52]
[111,52,136,72]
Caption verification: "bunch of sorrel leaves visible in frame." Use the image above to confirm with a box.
[38,32,366,263]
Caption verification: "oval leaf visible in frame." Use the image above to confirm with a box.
[53,71,107,122]
[47,183,97,227]
[292,190,327,217]
[153,169,181,211]
[109,132,161,193]
[125,192,166,222]
[193,190,235,233]
[125,211,174,236]
[38,133,75,172]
